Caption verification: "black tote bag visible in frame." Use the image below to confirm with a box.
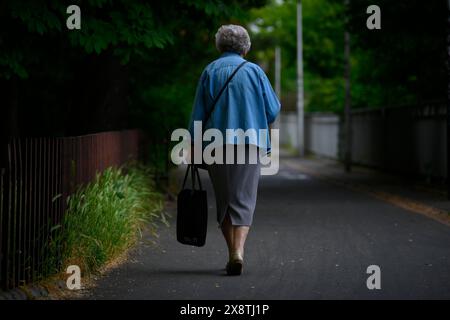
[176,164,208,247]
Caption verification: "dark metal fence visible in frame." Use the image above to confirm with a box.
[0,129,149,289]
[299,102,447,183]
[349,102,446,181]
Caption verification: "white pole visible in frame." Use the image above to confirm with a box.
[275,46,281,97]
[273,45,281,130]
[344,0,352,172]
[296,0,305,156]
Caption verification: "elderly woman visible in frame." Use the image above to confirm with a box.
[188,24,280,275]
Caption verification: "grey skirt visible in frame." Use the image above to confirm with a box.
[207,144,261,227]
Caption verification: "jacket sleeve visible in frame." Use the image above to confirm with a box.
[259,69,281,124]
[188,70,208,136]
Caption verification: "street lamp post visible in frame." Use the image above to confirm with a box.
[344,0,352,173]
[297,0,305,157]
[273,45,281,131]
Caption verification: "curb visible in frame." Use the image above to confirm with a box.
[0,280,69,300]
[0,285,49,300]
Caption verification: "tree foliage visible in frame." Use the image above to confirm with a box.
[0,0,266,139]
[250,0,345,112]
[346,0,446,108]
[249,0,446,112]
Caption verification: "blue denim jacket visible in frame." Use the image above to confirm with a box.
[188,52,281,151]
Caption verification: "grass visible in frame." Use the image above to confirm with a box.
[47,163,166,276]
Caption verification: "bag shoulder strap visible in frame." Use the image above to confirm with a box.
[203,60,248,125]
[182,164,203,190]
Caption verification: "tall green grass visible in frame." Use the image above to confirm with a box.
[50,164,165,275]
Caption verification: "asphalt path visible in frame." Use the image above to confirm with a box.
[85,160,450,299]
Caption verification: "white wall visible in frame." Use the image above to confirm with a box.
[279,112,298,149]
[304,113,340,159]
[279,112,339,159]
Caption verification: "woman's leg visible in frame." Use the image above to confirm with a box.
[221,213,234,259]
[221,210,250,259]
[232,226,249,258]
[226,225,248,276]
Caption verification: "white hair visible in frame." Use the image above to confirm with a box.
[215,24,251,55]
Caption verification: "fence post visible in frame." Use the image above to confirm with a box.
[0,136,8,289]
[0,167,5,289]
[447,0,450,199]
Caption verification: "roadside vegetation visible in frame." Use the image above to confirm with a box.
[47,164,166,276]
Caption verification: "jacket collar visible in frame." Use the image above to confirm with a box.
[220,51,242,58]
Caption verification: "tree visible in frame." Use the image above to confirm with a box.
[346,0,446,108]
[249,0,345,113]
[249,0,447,112]
[0,0,266,140]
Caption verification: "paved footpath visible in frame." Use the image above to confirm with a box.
[84,156,450,300]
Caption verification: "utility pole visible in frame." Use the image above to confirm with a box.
[275,46,281,101]
[344,0,352,172]
[447,0,450,199]
[296,0,305,156]
[273,45,281,130]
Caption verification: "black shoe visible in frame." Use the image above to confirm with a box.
[226,253,243,276]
